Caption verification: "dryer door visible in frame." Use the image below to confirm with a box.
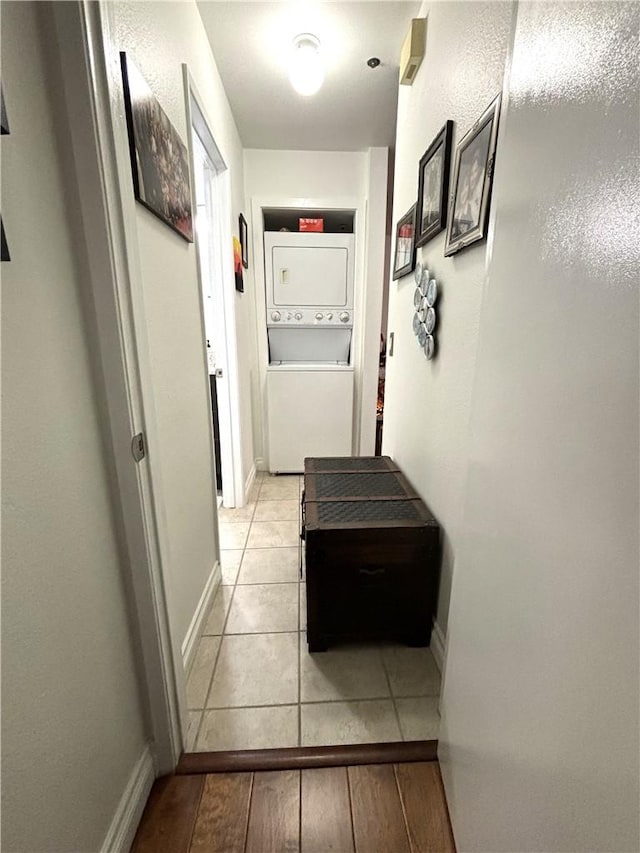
[272,245,349,307]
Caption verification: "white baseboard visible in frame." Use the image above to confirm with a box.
[182,562,221,675]
[101,744,155,853]
[244,462,257,499]
[254,457,265,472]
[431,620,446,674]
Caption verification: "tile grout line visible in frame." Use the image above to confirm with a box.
[200,484,298,747]
[380,647,405,742]
[220,514,300,525]
[226,579,302,587]
[193,593,232,749]
[193,474,260,750]
[191,578,238,749]
[195,488,255,747]
[224,542,299,548]
[220,581,300,588]
[192,695,419,713]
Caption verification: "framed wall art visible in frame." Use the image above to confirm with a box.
[1,87,9,135]
[444,94,501,256]
[416,120,453,247]
[233,236,244,292]
[392,204,417,280]
[1,217,10,262]
[239,213,249,268]
[120,53,194,242]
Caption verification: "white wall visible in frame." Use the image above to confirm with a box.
[1,3,149,850]
[243,147,388,465]
[438,2,639,849]
[103,0,256,645]
[244,149,368,199]
[382,1,514,639]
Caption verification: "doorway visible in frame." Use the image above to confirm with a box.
[188,92,237,509]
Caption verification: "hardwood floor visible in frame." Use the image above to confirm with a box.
[132,761,455,853]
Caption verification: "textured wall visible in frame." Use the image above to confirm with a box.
[107,0,256,644]
[382,1,514,636]
[1,3,147,850]
[439,1,639,849]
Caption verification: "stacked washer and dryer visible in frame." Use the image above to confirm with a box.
[264,228,355,473]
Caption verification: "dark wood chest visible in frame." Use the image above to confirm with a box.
[303,457,440,652]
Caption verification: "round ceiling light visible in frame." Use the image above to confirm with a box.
[289,33,324,96]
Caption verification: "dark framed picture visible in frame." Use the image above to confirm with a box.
[1,217,10,262]
[1,87,9,135]
[120,53,193,243]
[416,120,453,247]
[392,204,417,280]
[444,94,501,256]
[233,236,243,292]
[239,213,248,268]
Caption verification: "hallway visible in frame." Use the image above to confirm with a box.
[3,0,638,850]
[185,473,441,752]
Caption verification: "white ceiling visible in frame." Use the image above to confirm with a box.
[196,1,421,151]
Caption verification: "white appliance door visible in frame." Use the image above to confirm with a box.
[268,327,351,364]
[267,369,354,473]
[272,245,348,307]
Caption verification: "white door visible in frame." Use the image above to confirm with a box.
[192,130,235,506]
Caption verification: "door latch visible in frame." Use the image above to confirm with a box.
[215,368,224,379]
[131,432,146,463]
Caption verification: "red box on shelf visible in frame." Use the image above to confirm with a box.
[299,218,324,232]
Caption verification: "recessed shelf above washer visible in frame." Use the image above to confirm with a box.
[262,208,355,234]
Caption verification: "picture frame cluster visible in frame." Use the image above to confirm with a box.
[392,92,502,279]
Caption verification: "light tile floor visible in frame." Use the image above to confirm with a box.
[186,473,441,752]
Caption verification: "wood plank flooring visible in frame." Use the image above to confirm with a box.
[132,761,455,853]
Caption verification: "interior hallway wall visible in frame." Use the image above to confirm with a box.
[1,3,148,850]
[243,147,388,464]
[438,2,639,849]
[382,1,514,642]
[103,0,257,647]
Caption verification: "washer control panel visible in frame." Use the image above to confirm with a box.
[267,309,351,326]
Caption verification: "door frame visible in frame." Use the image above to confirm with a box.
[183,68,244,510]
[51,0,184,772]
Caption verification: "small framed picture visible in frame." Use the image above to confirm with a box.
[392,204,417,280]
[444,94,501,256]
[239,213,249,269]
[1,217,10,262]
[416,121,453,247]
[1,87,9,135]
[233,236,244,293]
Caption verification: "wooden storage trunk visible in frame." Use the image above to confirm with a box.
[304,470,419,502]
[303,459,440,652]
[304,455,399,474]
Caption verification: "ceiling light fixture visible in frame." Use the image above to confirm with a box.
[289,33,324,96]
